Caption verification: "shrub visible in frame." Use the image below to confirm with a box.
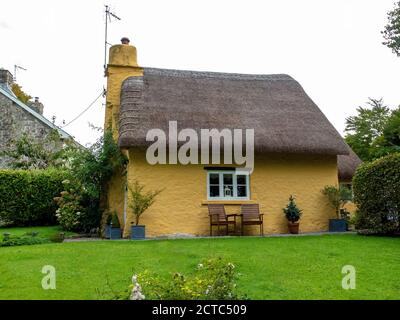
[283,195,302,223]
[54,129,127,233]
[54,179,84,232]
[130,258,244,300]
[321,185,353,218]
[0,233,50,247]
[353,153,400,234]
[111,213,120,228]
[0,169,69,226]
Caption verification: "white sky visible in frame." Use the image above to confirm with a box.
[1,0,399,146]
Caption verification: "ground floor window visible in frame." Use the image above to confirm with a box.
[207,171,250,200]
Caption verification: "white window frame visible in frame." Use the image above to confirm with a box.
[207,171,250,200]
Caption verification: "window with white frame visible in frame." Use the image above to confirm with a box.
[207,171,250,200]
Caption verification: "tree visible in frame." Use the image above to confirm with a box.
[11,83,32,104]
[344,98,391,161]
[129,180,163,226]
[382,1,400,56]
[321,185,353,219]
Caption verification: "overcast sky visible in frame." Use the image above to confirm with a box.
[1,0,399,146]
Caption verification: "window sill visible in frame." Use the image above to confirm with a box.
[201,200,257,205]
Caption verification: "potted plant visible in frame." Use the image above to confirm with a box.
[104,214,112,239]
[283,195,302,234]
[129,181,162,240]
[321,185,352,232]
[110,213,122,239]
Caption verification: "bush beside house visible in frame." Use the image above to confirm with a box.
[0,169,69,226]
[353,153,400,235]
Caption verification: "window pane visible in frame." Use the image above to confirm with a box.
[209,173,219,185]
[209,186,220,197]
[237,185,247,197]
[237,175,246,185]
[223,185,233,197]
[223,174,233,184]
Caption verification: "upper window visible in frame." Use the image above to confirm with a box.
[207,171,250,200]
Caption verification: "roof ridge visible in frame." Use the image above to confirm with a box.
[143,67,294,81]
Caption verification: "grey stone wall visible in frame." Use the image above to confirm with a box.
[0,92,58,168]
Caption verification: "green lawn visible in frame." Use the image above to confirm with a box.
[0,234,399,300]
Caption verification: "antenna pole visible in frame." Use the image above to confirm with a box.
[104,5,109,71]
[103,5,121,72]
[13,64,27,82]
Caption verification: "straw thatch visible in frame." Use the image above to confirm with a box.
[119,67,349,155]
[338,148,362,181]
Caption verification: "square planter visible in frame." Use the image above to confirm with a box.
[329,219,347,232]
[110,227,122,239]
[131,225,145,240]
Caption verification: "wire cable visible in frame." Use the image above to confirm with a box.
[61,90,105,128]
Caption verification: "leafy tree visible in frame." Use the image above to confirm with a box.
[382,1,400,56]
[11,83,32,104]
[383,107,400,146]
[345,98,390,161]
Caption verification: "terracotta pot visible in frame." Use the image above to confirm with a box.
[288,222,299,234]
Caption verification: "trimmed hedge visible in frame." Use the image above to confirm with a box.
[353,153,400,234]
[0,169,69,226]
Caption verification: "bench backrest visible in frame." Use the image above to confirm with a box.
[241,204,260,221]
[208,204,226,222]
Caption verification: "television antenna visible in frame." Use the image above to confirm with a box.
[14,65,27,82]
[104,5,121,71]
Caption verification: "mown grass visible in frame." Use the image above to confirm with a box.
[0,234,399,300]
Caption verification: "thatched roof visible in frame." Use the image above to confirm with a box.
[119,67,349,155]
[338,148,362,181]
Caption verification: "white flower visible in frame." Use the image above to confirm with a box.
[130,274,145,300]
[197,263,204,269]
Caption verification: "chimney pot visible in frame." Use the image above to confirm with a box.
[121,37,130,44]
[35,97,39,102]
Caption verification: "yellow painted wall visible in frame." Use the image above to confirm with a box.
[104,44,143,224]
[121,149,338,237]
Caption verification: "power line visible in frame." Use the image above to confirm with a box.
[61,89,105,128]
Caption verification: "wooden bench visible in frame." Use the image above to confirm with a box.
[240,204,264,236]
[208,204,237,236]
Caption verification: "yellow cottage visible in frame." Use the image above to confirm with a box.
[104,39,361,238]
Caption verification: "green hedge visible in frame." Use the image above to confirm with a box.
[0,169,69,226]
[353,153,400,234]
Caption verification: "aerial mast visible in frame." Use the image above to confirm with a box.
[104,5,121,72]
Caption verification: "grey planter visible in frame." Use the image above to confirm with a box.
[329,219,347,232]
[110,227,122,239]
[131,225,145,240]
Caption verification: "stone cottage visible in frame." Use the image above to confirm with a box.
[0,68,72,168]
